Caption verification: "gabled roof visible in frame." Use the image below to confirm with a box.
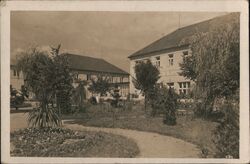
[63,53,129,75]
[128,13,239,59]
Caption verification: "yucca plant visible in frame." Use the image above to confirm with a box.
[28,105,61,128]
[17,45,73,128]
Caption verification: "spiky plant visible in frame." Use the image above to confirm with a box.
[28,106,61,128]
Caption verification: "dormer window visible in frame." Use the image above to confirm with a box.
[168,54,174,66]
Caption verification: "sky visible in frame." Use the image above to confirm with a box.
[11,11,227,72]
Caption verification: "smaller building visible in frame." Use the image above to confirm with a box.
[65,53,130,99]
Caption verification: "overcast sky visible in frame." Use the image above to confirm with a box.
[11,11,227,72]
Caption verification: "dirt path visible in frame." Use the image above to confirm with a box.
[64,123,200,158]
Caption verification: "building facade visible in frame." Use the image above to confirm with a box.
[10,64,24,91]
[128,13,237,97]
[129,46,193,97]
[64,53,130,99]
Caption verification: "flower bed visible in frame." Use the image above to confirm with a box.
[11,127,139,157]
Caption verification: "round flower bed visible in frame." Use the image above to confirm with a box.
[11,127,139,157]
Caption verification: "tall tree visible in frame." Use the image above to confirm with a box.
[179,13,240,158]
[133,60,160,111]
[179,13,239,116]
[51,45,73,114]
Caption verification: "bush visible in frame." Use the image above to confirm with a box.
[212,102,239,158]
[193,100,213,119]
[57,90,72,114]
[89,96,97,105]
[150,87,178,125]
[10,85,29,110]
[111,86,121,108]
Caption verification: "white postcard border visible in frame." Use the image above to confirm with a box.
[1,1,249,163]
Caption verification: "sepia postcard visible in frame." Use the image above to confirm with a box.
[1,0,249,163]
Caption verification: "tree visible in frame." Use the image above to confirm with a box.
[179,13,240,157]
[133,60,160,111]
[88,76,111,96]
[179,13,239,117]
[51,45,74,114]
[72,80,87,112]
[17,45,73,128]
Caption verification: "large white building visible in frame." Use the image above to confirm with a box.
[128,13,238,97]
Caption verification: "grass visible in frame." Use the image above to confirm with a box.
[63,103,218,157]
[10,127,139,157]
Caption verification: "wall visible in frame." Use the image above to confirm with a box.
[73,70,130,99]
[129,48,194,96]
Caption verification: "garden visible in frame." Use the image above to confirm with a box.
[62,101,218,158]
[11,127,139,157]
[10,15,240,158]
[10,46,140,158]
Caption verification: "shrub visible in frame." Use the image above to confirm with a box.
[10,85,29,110]
[71,81,87,113]
[89,96,97,105]
[123,100,133,111]
[111,85,121,108]
[212,101,239,158]
[150,87,178,125]
[57,90,73,114]
[193,99,213,119]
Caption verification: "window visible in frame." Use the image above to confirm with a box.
[183,51,188,56]
[167,82,174,89]
[178,82,190,95]
[76,73,79,79]
[168,54,174,66]
[155,56,160,67]
[13,69,17,76]
[87,74,91,81]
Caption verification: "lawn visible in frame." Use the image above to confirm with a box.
[11,127,139,157]
[63,102,218,158]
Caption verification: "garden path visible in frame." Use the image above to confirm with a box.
[64,122,200,158]
[10,113,200,158]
